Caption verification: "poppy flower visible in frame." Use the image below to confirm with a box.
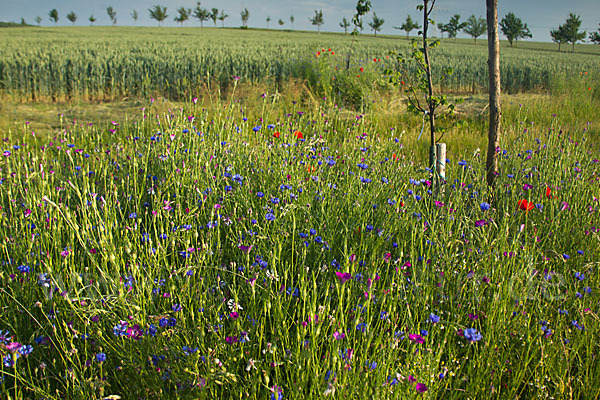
[545,187,554,199]
[294,131,303,139]
[273,131,280,138]
[518,199,534,212]
[360,67,364,72]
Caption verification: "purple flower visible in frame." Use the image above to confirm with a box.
[480,202,490,211]
[475,219,488,227]
[429,313,440,323]
[408,334,425,344]
[96,352,106,362]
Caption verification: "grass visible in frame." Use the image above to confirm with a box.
[0,83,599,398]
[0,26,599,400]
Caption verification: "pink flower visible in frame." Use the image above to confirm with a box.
[230,312,239,320]
[416,382,428,393]
[335,272,353,283]
[333,331,346,340]
[408,334,425,344]
[5,342,22,353]
[407,375,416,382]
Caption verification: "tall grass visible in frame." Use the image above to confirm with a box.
[0,90,598,398]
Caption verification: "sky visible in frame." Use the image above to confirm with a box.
[2,0,599,42]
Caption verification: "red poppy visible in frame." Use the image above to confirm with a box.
[545,187,554,199]
[360,67,364,72]
[294,131,303,139]
[518,199,534,212]
[331,51,335,55]
[328,48,331,52]
[373,58,377,62]
[273,131,280,138]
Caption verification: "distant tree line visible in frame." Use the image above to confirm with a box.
[25,5,600,50]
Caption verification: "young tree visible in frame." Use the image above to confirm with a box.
[266,16,271,29]
[49,9,59,24]
[89,15,96,26]
[309,10,324,33]
[500,12,532,46]
[149,5,168,27]
[562,13,586,52]
[131,10,138,24]
[35,16,42,26]
[438,14,466,40]
[194,3,210,27]
[278,19,284,28]
[175,7,191,26]
[463,15,487,42]
[290,15,294,29]
[340,17,350,34]
[486,0,501,188]
[590,24,600,44]
[368,13,384,37]
[107,6,117,25]
[395,15,420,38]
[67,11,77,25]
[210,8,219,27]
[240,8,249,28]
[218,10,228,27]
[550,26,568,51]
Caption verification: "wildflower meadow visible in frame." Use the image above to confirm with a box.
[0,26,599,400]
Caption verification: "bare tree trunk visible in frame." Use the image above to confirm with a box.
[422,0,436,169]
[486,0,501,187]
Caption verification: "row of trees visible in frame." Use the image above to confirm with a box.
[38,6,600,47]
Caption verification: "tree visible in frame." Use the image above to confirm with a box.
[149,5,168,27]
[194,3,210,27]
[438,14,466,39]
[463,15,487,42]
[107,6,117,25]
[340,17,350,34]
[67,11,77,25]
[210,8,219,27]
[49,9,59,24]
[175,7,191,26]
[240,8,249,28]
[290,15,294,29]
[590,25,600,44]
[486,0,501,188]
[561,13,586,52]
[89,15,96,26]
[132,10,138,24]
[21,18,26,25]
[35,16,42,26]
[218,10,228,28]
[266,16,271,29]
[309,10,324,33]
[395,15,420,38]
[500,12,531,46]
[278,19,284,28]
[550,26,568,51]
[368,13,384,37]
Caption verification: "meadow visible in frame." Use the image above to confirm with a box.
[0,26,600,399]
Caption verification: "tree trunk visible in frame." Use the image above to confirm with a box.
[422,0,436,170]
[486,0,501,187]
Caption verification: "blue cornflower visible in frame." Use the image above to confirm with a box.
[129,212,137,219]
[429,313,440,323]
[574,272,585,281]
[172,304,183,312]
[463,328,482,342]
[265,213,276,221]
[96,352,106,362]
[18,265,30,273]
[357,323,367,333]
[480,202,490,211]
[18,345,33,356]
